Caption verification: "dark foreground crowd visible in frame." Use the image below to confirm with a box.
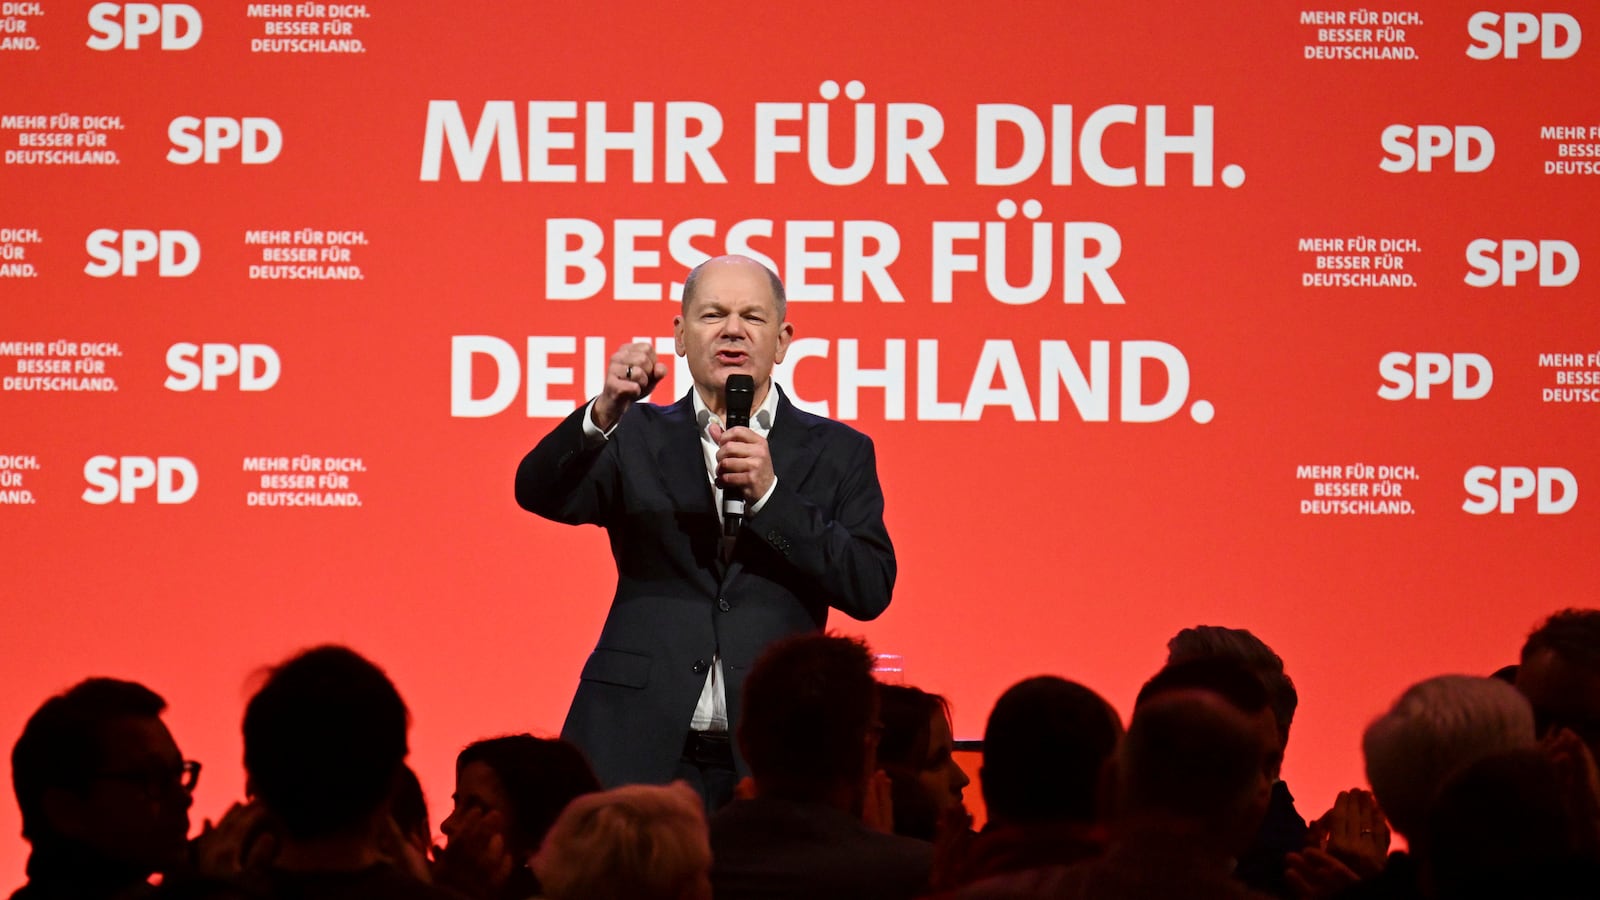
[10,609,1600,900]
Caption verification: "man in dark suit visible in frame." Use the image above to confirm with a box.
[515,255,896,807]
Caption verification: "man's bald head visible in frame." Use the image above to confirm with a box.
[681,255,786,321]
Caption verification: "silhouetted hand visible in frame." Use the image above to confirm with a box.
[1313,788,1390,878]
[192,801,270,876]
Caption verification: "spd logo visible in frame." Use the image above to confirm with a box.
[86,3,201,50]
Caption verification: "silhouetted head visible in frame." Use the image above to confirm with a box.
[1518,608,1600,755]
[877,685,968,840]
[1118,691,1273,855]
[1137,657,1281,782]
[534,782,711,900]
[11,678,194,874]
[980,676,1122,826]
[738,633,878,805]
[1167,625,1298,750]
[442,734,601,859]
[1362,675,1534,843]
[243,645,409,841]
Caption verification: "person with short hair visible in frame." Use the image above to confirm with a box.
[710,633,931,900]
[931,676,1120,893]
[240,645,459,900]
[533,782,711,900]
[1323,675,1538,900]
[1166,626,1308,897]
[1135,657,1281,780]
[1517,608,1600,755]
[955,691,1275,900]
[11,678,196,900]
[1363,675,1535,845]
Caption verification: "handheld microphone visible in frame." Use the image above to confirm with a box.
[722,374,755,536]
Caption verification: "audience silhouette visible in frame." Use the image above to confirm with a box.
[933,676,1120,895]
[8,610,1600,900]
[533,782,710,900]
[235,645,459,900]
[11,679,194,900]
[709,633,932,900]
[877,685,969,842]
[434,735,600,900]
[1166,626,1308,898]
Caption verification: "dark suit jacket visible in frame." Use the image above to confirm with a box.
[710,797,933,900]
[514,388,895,787]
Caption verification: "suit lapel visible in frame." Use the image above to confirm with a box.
[723,386,818,586]
[767,385,821,490]
[657,393,716,518]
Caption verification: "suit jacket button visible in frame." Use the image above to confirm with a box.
[718,598,731,612]
[692,659,709,674]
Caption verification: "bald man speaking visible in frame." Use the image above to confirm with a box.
[516,255,896,808]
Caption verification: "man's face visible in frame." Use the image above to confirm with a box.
[51,715,192,871]
[674,258,792,405]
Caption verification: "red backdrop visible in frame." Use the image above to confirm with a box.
[3,1,1597,881]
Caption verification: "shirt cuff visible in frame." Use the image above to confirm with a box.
[581,398,618,444]
[749,477,778,515]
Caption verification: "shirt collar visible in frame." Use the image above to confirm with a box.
[693,381,778,435]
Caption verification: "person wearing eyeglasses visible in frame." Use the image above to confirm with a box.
[10,678,198,900]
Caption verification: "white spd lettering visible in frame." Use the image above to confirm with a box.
[1465,12,1581,59]
[167,117,282,164]
[1378,125,1495,173]
[1463,239,1579,287]
[1377,352,1493,400]
[81,456,198,504]
[1462,466,1577,514]
[164,343,281,391]
[84,229,200,277]
[86,3,200,50]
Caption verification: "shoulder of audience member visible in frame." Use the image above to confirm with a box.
[933,863,1079,900]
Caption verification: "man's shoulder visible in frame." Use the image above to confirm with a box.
[256,865,467,900]
[711,798,931,899]
[605,393,692,438]
[712,797,928,857]
[775,392,872,446]
[634,392,694,421]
